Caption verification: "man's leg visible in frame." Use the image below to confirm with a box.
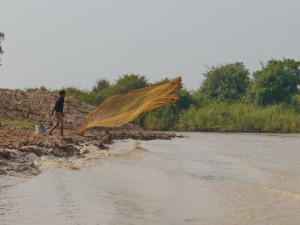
[60,124,64,136]
[49,123,58,135]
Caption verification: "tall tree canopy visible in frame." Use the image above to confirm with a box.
[92,78,110,92]
[200,62,250,102]
[250,59,300,105]
[113,74,148,94]
[0,32,5,65]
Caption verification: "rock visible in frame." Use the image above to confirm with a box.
[80,148,90,154]
[35,122,47,136]
[0,168,7,175]
[0,150,11,159]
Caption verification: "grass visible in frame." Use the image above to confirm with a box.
[177,103,300,133]
[0,118,34,130]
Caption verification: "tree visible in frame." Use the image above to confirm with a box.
[200,62,250,102]
[249,59,300,105]
[92,78,110,92]
[113,74,148,94]
[0,32,4,65]
[88,74,148,105]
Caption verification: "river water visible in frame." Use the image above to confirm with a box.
[0,133,299,225]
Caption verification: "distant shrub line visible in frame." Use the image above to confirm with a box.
[18,58,300,133]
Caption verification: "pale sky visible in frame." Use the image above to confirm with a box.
[1,0,299,91]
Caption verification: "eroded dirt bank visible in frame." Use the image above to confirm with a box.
[0,126,176,176]
[0,89,176,176]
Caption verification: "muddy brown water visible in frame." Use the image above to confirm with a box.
[0,133,299,225]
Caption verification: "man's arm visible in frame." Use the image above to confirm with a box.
[51,100,58,116]
[62,100,65,117]
[50,107,55,116]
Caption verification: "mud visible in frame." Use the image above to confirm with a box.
[0,89,176,176]
[0,127,175,176]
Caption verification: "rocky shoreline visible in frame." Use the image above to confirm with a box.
[0,125,177,176]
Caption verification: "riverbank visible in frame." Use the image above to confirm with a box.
[0,89,176,176]
[0,125,176,176]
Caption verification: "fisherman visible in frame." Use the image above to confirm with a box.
[49,90,65,136]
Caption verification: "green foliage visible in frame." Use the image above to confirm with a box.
[92,78,110,92]
[10,58,300,132]
[249,59,300,105]
[291,94,300,112]
[136,88,195,130]
[93,74,148,105]
[0,32,5,65]
[200,62,250,102]
[25,86,49,92]
[140,104,180,130]
[113,74,148,94]
[0,118,34,130]
[64,87,99,105]
[80,109,90,114]
[62,70,300,133]
[177,102,300,132]
[65,74,148,106]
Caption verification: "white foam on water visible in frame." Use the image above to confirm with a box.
[0,132,300,225]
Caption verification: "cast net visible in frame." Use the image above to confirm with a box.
[76,77,181,133]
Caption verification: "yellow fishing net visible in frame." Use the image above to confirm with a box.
[76,77,181,133]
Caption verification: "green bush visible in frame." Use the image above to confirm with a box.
[135,88,195,130]
[64,87,99,105]
[177,103,300,132]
